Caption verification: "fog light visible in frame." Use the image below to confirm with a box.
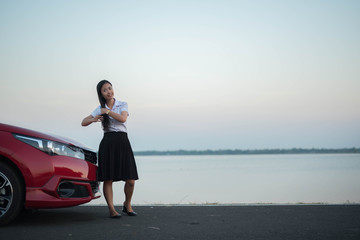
[58,181,75,197]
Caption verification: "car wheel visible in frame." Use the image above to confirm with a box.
[0,161,24,225]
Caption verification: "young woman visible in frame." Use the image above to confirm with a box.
[82,80,138,218]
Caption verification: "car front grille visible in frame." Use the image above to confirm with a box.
[83,149,97,164]
[90,181,100,195]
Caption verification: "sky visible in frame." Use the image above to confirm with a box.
[1,0,359,151]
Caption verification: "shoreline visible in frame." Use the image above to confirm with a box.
[134,148,360,156]
[84,202,360,207]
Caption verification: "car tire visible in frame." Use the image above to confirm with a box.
[0,161,24,225]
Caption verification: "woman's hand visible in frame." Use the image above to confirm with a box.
[100,108,110,115]
[101,109,128,123]
[81,115,103,126]
[93,115,103,122]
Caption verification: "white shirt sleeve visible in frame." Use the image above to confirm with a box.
[91,106,101,117]
[120,102,129,115]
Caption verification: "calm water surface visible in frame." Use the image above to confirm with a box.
[87,154,360,205]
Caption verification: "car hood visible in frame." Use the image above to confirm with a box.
[0,123,93,151]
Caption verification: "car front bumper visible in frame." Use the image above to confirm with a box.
[25,175,100,209]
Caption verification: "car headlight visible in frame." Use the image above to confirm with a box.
[13,134,85,160]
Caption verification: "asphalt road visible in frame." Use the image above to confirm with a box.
[1,205,359,240]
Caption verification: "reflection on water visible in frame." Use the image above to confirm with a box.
[87,154,360,205]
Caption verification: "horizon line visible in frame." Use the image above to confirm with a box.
[133,147,360,156]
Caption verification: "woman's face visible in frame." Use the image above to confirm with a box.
[101,83,114,101]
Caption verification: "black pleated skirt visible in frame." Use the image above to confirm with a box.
[97,132,139,182]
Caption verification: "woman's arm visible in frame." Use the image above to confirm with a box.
[81,115,103,126]
[100,108,128,123]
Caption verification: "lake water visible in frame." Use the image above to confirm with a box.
[87,154,360,205]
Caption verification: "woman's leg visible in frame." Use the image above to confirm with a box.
[124,180,135,212]
[103,180,120,216]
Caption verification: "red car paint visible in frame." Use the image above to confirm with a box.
[0,123,100,225]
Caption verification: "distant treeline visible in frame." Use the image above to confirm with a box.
[134,148,360,156]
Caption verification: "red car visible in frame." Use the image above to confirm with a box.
[0,123,100,225]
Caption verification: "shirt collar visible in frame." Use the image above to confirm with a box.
[105,98,124,109]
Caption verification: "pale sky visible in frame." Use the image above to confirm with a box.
[1,0,359,151]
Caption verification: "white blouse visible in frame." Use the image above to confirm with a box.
[91,99,129,133]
